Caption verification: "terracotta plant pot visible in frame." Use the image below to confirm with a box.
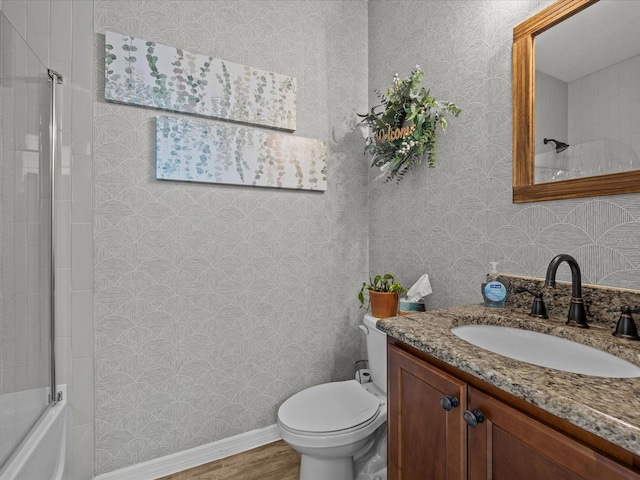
[369,291,399,318]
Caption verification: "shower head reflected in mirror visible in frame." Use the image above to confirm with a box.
[544,138,569,153]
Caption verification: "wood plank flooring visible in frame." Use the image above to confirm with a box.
[157,440,300,480]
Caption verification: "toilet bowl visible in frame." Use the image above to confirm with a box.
[277,314,388,480]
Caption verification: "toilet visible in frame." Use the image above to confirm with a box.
[277,314,388,480]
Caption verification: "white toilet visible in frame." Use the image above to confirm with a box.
[277,314,388,480]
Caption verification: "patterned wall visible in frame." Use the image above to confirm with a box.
[94,1,368,474]
[94,0,640,474]
[368,0,640,311]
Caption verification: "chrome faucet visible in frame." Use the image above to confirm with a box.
[544,254,588,328]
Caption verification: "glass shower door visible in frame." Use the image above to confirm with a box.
[0,12,54,467]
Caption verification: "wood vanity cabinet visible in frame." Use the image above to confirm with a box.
[387,340,640,480]
[388,341,467,479]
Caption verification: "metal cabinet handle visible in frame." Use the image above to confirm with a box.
[463,409,485,427]
[439,394,459,411]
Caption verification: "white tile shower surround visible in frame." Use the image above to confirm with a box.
[536,54,640,182]
[1,5,55,470]
[0,1,96,479]
[0,387,48,464]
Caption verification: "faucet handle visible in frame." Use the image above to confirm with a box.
[613,306,640,341]
[515,287,548,319]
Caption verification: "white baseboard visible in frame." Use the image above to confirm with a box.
[94,424,281,480]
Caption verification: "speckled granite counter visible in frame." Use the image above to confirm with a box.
[378,304,640,456]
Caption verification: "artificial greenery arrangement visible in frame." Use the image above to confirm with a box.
[357,65,461,183]
[358,273,407,309]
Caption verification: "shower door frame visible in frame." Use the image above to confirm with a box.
[47,67,63,406]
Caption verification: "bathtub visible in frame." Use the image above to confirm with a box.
[0,385,68,480]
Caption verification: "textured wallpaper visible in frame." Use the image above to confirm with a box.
[368,0,640,312]
[94,0,640,474]
[94,0,368,473]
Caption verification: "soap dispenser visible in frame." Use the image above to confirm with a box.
[482,262,507,308]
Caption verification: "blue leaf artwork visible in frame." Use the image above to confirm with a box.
[156,115,327,191]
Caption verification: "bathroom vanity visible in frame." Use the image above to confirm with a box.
[379,303,640,479]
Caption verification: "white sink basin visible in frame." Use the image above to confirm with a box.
[451,324,640,378]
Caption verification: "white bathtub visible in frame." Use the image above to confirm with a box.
[0,385,68,480]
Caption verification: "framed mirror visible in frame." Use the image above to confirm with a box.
[512,0,640,202]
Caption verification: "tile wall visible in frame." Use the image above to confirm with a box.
[0,9,52,464]
[567,54,640,177]
[0,1,94,479]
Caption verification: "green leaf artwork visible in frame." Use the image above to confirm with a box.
[156,115,327,191]
[105,31,297,131]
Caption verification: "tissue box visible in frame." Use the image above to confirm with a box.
[399,298,425,315]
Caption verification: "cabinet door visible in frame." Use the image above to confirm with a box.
[467,386,640,480]
[388,344,467,480]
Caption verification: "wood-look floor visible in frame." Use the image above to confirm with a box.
[157,440,300,480]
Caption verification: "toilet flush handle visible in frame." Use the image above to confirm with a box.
[359,325,369,335]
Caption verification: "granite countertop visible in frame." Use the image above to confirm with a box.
[378,304,640,456]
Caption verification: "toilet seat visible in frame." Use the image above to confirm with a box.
[278,380,381,435]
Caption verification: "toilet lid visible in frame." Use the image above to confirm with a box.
[278,380,381,433]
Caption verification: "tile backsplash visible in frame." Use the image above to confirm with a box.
[504,274,640,330]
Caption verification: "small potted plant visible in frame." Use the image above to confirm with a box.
[358,273,407,318]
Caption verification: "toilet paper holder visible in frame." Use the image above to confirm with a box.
[355,360,371,384]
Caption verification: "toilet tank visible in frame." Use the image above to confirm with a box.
[363,314,387,394]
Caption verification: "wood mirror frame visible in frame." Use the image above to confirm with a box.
[512,0,640,203]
